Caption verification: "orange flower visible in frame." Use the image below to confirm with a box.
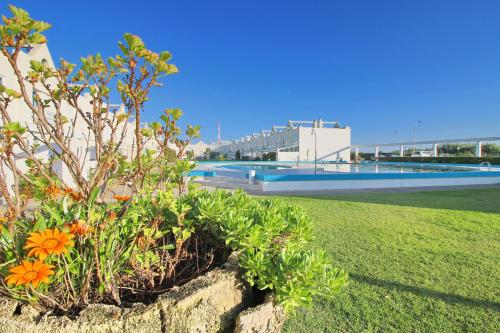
[113,194,131,202]
[24,228,74,260]
[68,220,93,236]
[64,188,83,201]
[44,184,62,199]
[108,211,117,222]
[70,192,83,201]
[5,260,54,288]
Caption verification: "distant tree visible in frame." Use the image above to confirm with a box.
[439,144,475,156]
[483,143,500,156]
[235,150,241,160]
[262,152,276,161]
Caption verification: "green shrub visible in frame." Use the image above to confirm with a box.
[379,156,500,165]
[189,190,348,312]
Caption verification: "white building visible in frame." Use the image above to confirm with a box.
[186,141,215,159]
[0,43,144,191]
[215,119,351,162]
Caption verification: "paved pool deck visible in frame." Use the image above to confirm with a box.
[197,183,500,196]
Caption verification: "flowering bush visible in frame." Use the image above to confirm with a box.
[0,5,347,316]
[0,188,347,313]
[1,187,221,311]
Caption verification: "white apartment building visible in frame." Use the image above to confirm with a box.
[215,120,351,162]
[0,43,150,191]
[186,141,215,159]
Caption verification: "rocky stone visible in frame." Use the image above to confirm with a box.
[0,264,261,333]
[17,303,40,322]
[0,296,18,317]
[159,267,252,332]
[234,294,285,333]
[122,303,162,333]
[76,304,124,333]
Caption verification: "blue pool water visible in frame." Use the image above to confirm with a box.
[197,162,490,180]
[221,164,291,171]
[191,161,500,190]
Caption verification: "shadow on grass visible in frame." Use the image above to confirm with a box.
[280,186,500,214]
[351,273,500,312]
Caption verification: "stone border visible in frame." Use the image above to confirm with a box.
[0,263,284,333]
[234,294,285,333]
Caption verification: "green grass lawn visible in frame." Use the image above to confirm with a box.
[280,187,500,332]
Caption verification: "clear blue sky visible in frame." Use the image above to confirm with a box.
[4,1,500,144]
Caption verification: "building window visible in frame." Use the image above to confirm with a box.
[89,147,97,161]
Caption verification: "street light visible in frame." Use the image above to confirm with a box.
[394,131,403,156]
[311,128,317,175]
[412,120,422,153]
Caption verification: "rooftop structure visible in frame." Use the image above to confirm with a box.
[215,119,351,162]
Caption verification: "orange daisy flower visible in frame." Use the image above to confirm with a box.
[68,220,93,236]
[44,184,62,199]
[64,188,83,201]
[113,194,131,202]
[24,228,74,260]
[5,260,54,288]
[70,192,83,201]
[108,211,117,221]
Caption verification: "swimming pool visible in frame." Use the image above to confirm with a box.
[220,164,292,171]
[192,161,500,192]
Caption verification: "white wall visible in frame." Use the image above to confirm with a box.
[298,127,351,162]
[276,151,299,161]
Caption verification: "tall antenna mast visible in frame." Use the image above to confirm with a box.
[217,122,221,145]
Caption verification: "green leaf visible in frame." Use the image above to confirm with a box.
[158,244,175,250]
[2,122,27,137]
[159,51,172,62]
[166,108,183,120]
[123,33,145,52]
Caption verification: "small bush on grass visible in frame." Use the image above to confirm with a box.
[190,190,348,312]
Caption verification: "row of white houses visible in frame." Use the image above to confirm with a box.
[215,120,351,162]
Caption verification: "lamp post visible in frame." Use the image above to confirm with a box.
[311,128,317,175]
[394,130,403,156]
[412,120,422,153]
